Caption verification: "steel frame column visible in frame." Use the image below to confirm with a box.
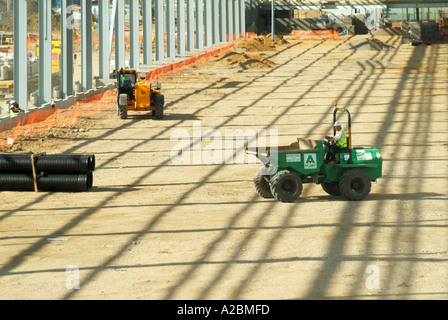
[227,0,233,42]
[61,0,74,97]
[14,0,27,109]
[204,0,211,47]
[155,0,164,61]
[234,0,240,39]
[220,0,227,43]
[196,0,203,50]
[177,0,186,56]
[99,0,109,79]
[81,0,92,91]
[187,0,195,53]
[212,0,219,45]
[39,0,52,105]
[115,0,125,70]
[240,0,246,38]
[143,0,153,65]
[167,0,175,59]
[130,0,140,68]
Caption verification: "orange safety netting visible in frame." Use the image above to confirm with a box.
[0,35,256,148]
[145,42,238,81]
[0,90,116,148]
[291,29,340,41]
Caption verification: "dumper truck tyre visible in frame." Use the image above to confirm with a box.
[321,181,341,196]
[154,94,164,120]
[339,169,371,201]
[253,171,273,199]
[270,170,302,202]
[118,93,128,119]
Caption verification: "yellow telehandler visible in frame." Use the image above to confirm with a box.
[116,68,164,120]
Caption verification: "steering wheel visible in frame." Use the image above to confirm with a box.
[324,136,334,146]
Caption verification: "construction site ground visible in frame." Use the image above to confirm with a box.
[0,33,447,300]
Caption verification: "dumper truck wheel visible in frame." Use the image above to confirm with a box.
[322,182,341,196]
[154,94,164,120]
[253,172,273,199]
[270,170,302,203]
[339,169,371,201]
[118,94,128,119]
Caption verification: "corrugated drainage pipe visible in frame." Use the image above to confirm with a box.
[0,172,93,192]
[0,154,95,174]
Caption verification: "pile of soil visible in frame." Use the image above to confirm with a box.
[233,38,276,52]
[264,33,290,46]
[214,51,276,69]
[214,35,289,69]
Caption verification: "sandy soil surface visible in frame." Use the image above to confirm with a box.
[0,33,447,300]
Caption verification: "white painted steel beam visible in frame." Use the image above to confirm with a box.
[143,0,153,66]
[115,0,125,70]
[155,0,164,61]
[196,0,204,50]
[130,0,140,69]
[39,0,52,105]
[81,0,93,91]
[99,0,109,79]
[220,0,227,43]
[227,0,233,42]
[177,0,186,56]
[14,0,27,109]
[187,0,195,52]
[234,0,240,40]
[212,0,220,45]
[167,0,176,59]
[61,0,74,98]
[204,0,212,47]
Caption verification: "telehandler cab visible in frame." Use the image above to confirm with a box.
[116,68,165,120]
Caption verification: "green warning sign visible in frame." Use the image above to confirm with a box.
[304,153,317,169]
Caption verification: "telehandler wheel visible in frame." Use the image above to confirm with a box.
[118,94,128,119]
[339,169,371,201]
[154,94,164,120]
[321,181,341,196]
[270,170,302,203]
[253,171,273,199]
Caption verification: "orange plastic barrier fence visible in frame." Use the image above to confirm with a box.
[0,90,116,148]
[0,35,256,147]
[291,29,340,41]
[146,42,236,81]
[146,33,256,81]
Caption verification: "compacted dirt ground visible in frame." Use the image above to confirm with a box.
[0,33,447,300]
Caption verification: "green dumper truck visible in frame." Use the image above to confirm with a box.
[248,105,382,202]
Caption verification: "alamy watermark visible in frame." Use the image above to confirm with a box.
[365,264,380,290]
[65,5,82,30]
[66,265,80,290]
[170,121,278,175]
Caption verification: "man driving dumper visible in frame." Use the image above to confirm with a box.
[325,121,347,163]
